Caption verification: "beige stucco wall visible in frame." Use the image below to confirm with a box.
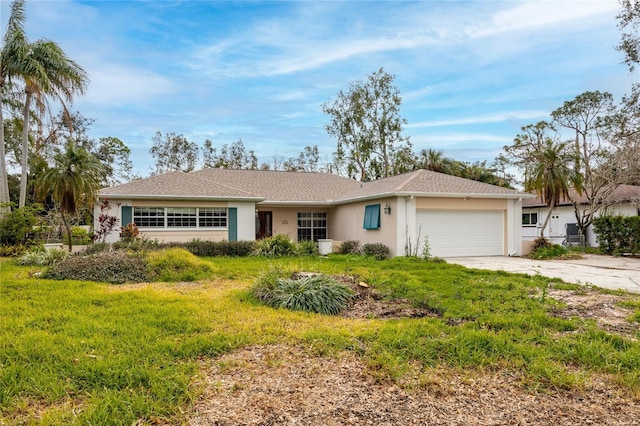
[138,229,229,243]
[332,197,398,255]
[256,206,335,241]
[95,198,254,243]
[415,197,508,210]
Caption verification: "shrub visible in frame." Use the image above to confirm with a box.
[146,248,213,282]
[252,234,296,257]
[70,226,91,245]
[0,244,30,257]
[93,198,119,243]
[79,242,112,255]
[532,237,552,251]
[0,205,41,246]
[184,239,255,257]
[113,236,158,252]
[362,243,391,260]
[43,251,149,284]
[119,223,140,242]
[252,274,354,315]
[338,240,361,255]
[295,240,319,256]
[593,215,640,256]
[17,247,69,266]
[530,244,569,260]
[421,237,432,260]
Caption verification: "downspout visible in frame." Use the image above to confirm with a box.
[509,197,522,256]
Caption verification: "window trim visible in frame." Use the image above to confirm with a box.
[522,212,538,227]
[297,211,327,242]
[363,204,381,230]
[132,207,228,230]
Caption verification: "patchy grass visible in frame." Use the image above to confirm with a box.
[1,255,640,425]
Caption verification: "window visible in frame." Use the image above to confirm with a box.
[363,204,380,230]
[167,207,196,227]
[297,212,327,241]
[199,208,227,228]
[522,212,538,226]
[133,207,227,229]
[134,207,165,228]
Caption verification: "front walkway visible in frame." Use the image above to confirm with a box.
[446,254,640,294]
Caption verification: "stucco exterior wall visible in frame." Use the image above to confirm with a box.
[256,206,335,241]
[415,197,508,210]
[94,198,255,243]
[332,197,398,255]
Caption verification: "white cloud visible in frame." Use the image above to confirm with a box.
[82,64,175,105]
[408,111,548,128]
[468,1,618,39]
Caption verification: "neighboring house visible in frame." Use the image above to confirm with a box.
[522,184,640,247]
[97,168,533,257]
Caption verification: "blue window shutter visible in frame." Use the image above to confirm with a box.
[228,207,237,241]
[363,204,380,230]
[121,206,132,227]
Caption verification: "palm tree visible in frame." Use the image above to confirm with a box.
[37,141,103,252]
[525,139,582,238]
[0,0,28,213]
[15,29,88,209]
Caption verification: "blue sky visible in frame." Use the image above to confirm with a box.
[1,0,634,176]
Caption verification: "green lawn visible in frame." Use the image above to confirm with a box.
[1,255,639,425]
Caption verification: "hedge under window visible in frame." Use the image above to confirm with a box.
[363,204,381,230]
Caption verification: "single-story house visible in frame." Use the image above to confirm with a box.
[96,168,533,257]
[522,184,640,247]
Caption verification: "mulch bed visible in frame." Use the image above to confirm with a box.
[189,344,640,426]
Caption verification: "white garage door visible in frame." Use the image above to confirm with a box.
[416,210,504,257]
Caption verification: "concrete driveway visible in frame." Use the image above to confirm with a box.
[446,255,640,294]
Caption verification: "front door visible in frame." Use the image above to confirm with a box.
[256,211,272,239]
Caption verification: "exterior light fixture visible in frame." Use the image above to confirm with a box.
[384,202,391,215]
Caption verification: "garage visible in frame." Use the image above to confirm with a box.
[416,209,504,257]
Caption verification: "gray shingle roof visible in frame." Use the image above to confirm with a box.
[337,170,524,202]
[522,184,640,208]
[99,171,262,200]
[99,168,529,203]
[190,169,362,203]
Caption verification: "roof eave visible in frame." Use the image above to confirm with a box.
[257,200,335,207]
[334,191,533,204]
[98,194,265,202]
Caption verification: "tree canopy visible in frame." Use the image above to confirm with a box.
[323,68,411,181]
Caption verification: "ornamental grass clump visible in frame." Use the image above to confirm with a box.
[252,273,354,315]
[252,234,296,257]
[17,247,69,266]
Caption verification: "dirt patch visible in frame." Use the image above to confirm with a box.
[547,286,640,339]
[189,344,639,426]
[292,273,439,320]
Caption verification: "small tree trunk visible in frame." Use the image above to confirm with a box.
[539,199,556,238]
[60,211,73,253]
[0,85,11,216]
[19,91,32,208]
